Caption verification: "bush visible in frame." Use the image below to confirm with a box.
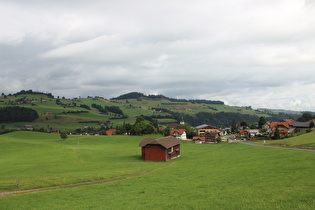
[216,137,222,143]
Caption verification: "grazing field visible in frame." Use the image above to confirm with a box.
[0,132,314,209]
[0,132,164,192]
[248,130,315,150]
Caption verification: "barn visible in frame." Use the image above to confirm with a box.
[138,136,182,161]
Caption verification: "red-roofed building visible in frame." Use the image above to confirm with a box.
[106,129,116,136]
[168,123,181,129]
[138,136,182,161]
[268,122,290,135]
[239,129,250,136]
[282,119,296,126]
[170,129,187,140]
[192,136,205,144]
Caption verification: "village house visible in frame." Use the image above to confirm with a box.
[170,129,187,140]
[239,129,261,137]
[195,124,220,136]
[268,121,312,136]
[268,122,290,136]
[24,125,33,130]
[167,120,185,130]
[192,136,205,144]
[205,131,220,143]
[106,129,116,136]
[138,136,182,161]
[291,121,311,132]
[282,119,296,126]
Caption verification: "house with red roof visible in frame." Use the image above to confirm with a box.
[268,122,290,136]
[138,136,182,161]
[239,129,250,136]
[282,119,296,126]
[106,129,116,136]
[192,136,205,144]
[170,129,187,140]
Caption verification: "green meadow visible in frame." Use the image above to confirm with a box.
[249,130,315,150]
[0,132,314,209]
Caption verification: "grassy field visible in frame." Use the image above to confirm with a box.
[0,132,164,192]
[248,130,315,150]
[0,131,314,209]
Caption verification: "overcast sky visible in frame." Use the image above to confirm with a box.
[1,0,315,111]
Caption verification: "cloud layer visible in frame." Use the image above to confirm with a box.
[1,0,315,111]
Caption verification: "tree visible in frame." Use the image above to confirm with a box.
[0,106,38,123]
[231,120,237,133]
[258,116,266,129]
[135,116,145,124]
[240,120,249,129]
[60,131,68,141]
[216,137,222,143]
[297,112,314,122]
[163,126,171,137]
[273,127,280,140]
[132,121,147,135]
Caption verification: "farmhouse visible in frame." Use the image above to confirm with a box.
[195,124,219,136]
[239,129,261,136]
[106,129,116,136]
[268,122,290,135]
[292,121,311,132]
[24,125,33,130]
[138,136,182,161]
[205,131,220,143]
[170,129,187,140]
[192,136,205,144]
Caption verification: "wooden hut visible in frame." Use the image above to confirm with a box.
[205,131,220,143]
[138,136,182,161]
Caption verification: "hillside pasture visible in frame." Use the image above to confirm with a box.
[0,131,314,209]
[249,130,315,150]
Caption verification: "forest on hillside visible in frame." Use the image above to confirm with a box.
[111,92,224,105]
[0,106,39,123]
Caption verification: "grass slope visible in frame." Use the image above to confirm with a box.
[0,132,314,209]
[249,130,315,150]
[0,132,164,192]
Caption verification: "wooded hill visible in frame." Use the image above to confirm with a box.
[0,90,303,133]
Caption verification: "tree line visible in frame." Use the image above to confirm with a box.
[0,106,38,123]
[111,92,224,105]
[13,90,54,98]
[115,116,159,135]
[91,104,125,116]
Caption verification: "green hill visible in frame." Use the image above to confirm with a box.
[0,90,302,133]
[249,129,315,149]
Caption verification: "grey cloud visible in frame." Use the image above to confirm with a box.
[1,0,315,111]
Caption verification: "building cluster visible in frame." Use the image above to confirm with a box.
[239,119,313,138]
[167,121,223,144]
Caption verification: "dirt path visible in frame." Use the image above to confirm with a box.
[0,162,176,197]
